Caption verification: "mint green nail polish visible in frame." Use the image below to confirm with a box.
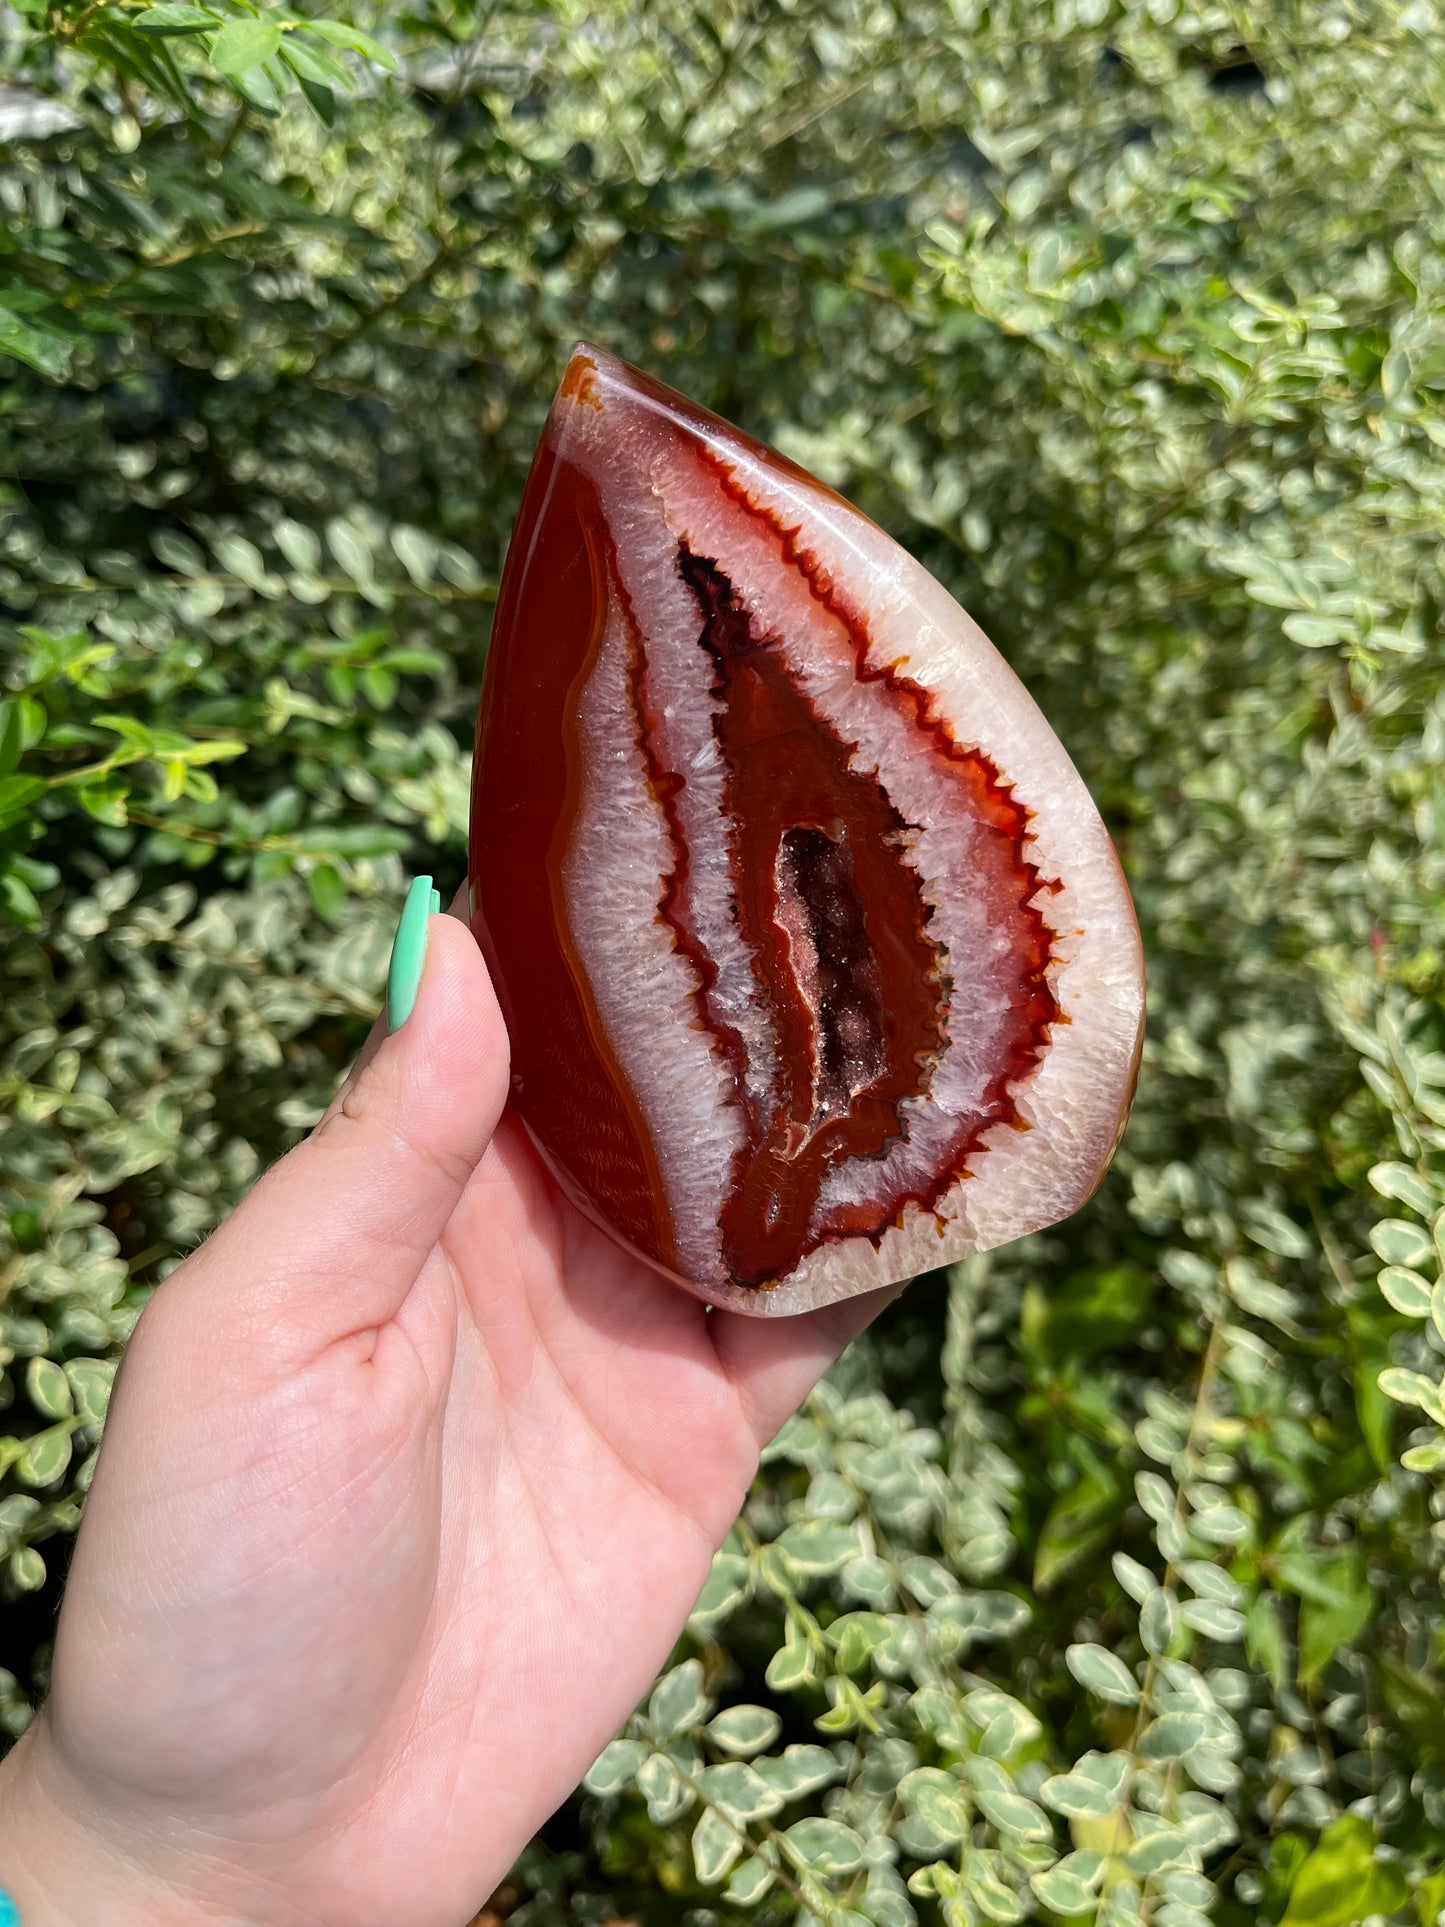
[387,874,436,1030]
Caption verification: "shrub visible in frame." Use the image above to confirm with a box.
[2,2,1443,1921]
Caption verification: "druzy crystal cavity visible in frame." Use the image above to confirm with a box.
[469,346,1145,1315]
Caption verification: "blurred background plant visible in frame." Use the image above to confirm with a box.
[2,0,1444,1920]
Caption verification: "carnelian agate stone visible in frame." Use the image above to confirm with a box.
[468,346,1144,1317]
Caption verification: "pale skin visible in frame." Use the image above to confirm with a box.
[0,904,897,1927]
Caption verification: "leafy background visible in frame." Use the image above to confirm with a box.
[3,0,1445,1921]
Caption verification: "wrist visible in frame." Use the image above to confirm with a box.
[0,1720,248,1927]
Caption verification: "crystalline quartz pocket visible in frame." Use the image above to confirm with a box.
[468,345,1144,1315]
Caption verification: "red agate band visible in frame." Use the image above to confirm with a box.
[469,437,676,1269]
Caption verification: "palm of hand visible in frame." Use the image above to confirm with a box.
[24,916,886,1927]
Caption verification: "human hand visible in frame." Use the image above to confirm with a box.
[0,883,896,1927]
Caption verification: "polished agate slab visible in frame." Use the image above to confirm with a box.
[468,346,1144,1316]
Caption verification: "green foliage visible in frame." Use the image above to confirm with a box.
[3,0,1445,1921]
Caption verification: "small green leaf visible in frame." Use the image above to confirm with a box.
[689,1551,749,1626]
[1282,613,1346,647]
[1029,1864,1098,1918]
[0,701,22,780]
[725,1854,776,1905]
[774,1517,857,1575]
[1378,1264,1433,1315]
[692,1805,744,1885]
[292,825,410,859]
[1246,1591,1288,1691]
[1140,1586,1180,1655]
[764,1622,815,1692]
[9,1547,46,1592]
[830,1610,891,1672]
[1377,1367,1445,1423]
[1112,1551,1156,1602]
[0,1496,42,1541]
[65,1358,116,1426]
[698,1761,784,1821]
[1368,1161,1436,1215]
[1180,1598,1245,1641]
[1065,1642,1139,1704]
[973,1787,1050,1840]
[391,524,440,586]
[211,532,270,591]
[325,517,375,584]
[900,1765,970,1842]
[277,33,354,88]
[840,1552,895,1606]
[359,665,396,710]
[636,1749,693,1824]
[0,306,70,380]
[228,59,281,111]
[1191,1503,1251,1547]
[648,1658,709,1737]
[208,16,282,73]
[899,1554,958,1606]
[1,871,42,930]
[1039,1751,1129,1819]
[1180,1559,1244,1605]
[297,77,336,125]
[782,1816,865,1877]
[134,3,216,32]
[706,1705,782,1758]
[1126,1826,1194,1877]
[306,863,346,922]
[435,542,482,589]
[378,648,447,676]
[274,519,322,574]
[1241,1203,1312,1259]
[963,1856,1027,1921]
[1135,1469,1173,1520]
[582,1737,646,1796]
[1371,1218,1434,1269]
[16,1426,72,1488]
[1139,1712,1210,1759]
[302,18,398,69]
[79,782,129,827]
[753,1743,839,1798]
[25,1357,72,1422]
[1380,346,1411,401]
[0,775,47,829]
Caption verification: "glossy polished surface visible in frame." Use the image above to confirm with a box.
[470,346,1145,1315]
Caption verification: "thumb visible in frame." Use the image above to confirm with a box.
[173,877,510,1357]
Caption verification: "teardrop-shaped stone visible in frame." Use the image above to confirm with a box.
[469,345,1144,1315]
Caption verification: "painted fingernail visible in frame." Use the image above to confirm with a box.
[387,875,442,1030]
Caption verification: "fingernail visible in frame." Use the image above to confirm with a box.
[387,875,442,1030]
